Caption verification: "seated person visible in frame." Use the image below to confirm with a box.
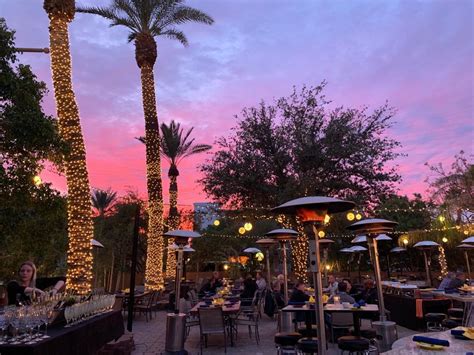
[7,261,65,305]
[448,272,466,289]
[360,279,378,304]
[324,275,338,296]
[438,272,455,290]
[240,275,257,306]
[289,281,310,303]
[256,272,267,291]
[199,271,223,296]
[327,281,355,304]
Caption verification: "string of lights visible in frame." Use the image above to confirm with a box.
[140,61,164,291]
[438,245,448,276]
[45,3,94,295]
[165,175,178,279]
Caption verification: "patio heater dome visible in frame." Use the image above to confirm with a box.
[352,235,367,243]
[169,243,195,252]
[413,240,439,249]
[243,247,261,254]
[271,196,355,216]
[255,238,277,247]
[164,230,201,245]
[390,247,407,253]
[265,228,298,241]
[376,234,392,241]
[91,239,104,248]
[347,219,398,235]
[462,236,474,244]
[339,248,354,253]
[457,243,474,249]
[349,245,368,252]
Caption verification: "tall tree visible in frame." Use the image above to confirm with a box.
[200,84,403,278]
[77,0,213,290]
[43,0,94,295]
[0,18,67,280]
[426,151,473,224]
[159,120,211,277]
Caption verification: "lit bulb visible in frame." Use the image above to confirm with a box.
[238,227,246,235]
[255,252,264,261]
[355,213,362,220]
[244,222,253,231]
[346,212,355,221]
[438,216,446,223]
[324,215,331,224]
[33,175,42,186]
[213,219,220,226]
[325,265,330,270]
[403,238,409,245]
[442,237,448,243]
[223,264,229,270]
[464,231,469,235]
[318,231,325,238]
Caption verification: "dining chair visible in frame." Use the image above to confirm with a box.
[198,307,227,353]
[327,312,354,343]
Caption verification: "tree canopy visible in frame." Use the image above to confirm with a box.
[0,18,67,280]
[200,84,402,209]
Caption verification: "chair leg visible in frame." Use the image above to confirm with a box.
[224,331,227,353]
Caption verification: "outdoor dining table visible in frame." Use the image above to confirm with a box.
[0,310,124,355]
[190,301,241,346]
[323,304,379,337]
[425,290,474,326]
[384,329,473,354]
[282,303,379,337]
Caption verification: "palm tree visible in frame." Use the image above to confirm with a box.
[43,0,94,295]
[160,121,211,277]
[77,0,214,290]
[92,188,118,217]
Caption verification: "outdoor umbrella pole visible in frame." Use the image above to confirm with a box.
[368,237,386,322]
[465,251,471,280]
[281,241,289,304]
[265,249,271,288]
[423,250,432,287]
[311,223,327,355]
[174,247,184,314]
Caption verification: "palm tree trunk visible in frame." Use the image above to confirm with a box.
[45,1,94,295]
[165,174,179,278]
[140,63,164,290]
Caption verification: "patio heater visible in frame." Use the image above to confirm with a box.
[265,229,299,305]
[164,230,201,355]
[318,239,334,286]
[352,233,392,279]
[169,244,195,281]
[255,238,278,287]
[348,245,368,283]
[340,247,355,278]
[413,241,440,287]
[347,218,398,352]
[390,247,407,277]
[91,239,104,289]
[272,196,355,355]
[456,244,474,280]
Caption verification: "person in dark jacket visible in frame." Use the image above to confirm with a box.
[240,275,257,306]
[360,279,378,304]
[289,281,310,303]
[448,272,466,289]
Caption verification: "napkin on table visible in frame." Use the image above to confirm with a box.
[412,336,450,347]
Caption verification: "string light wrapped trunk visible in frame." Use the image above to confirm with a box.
[44,0,93,295]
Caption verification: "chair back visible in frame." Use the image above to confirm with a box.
[198,307,225,334]
[331,312,354,327]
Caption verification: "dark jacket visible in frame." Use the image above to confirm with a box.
[360,287,378,304]
[289,288,309,303]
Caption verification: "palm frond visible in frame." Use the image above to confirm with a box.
[172,6,214,25]
[161,28,188,46]
[183,144,212,158]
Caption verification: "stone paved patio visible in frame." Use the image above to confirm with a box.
[127,310,417,354]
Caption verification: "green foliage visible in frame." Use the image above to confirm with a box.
[200,84,403,209]
[0,18,67,282]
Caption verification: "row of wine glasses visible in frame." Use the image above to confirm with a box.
[0,304,55,345]
[64,295,115,327]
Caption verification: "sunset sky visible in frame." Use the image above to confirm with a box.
[2,0,473,206]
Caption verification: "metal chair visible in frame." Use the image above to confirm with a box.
[327,312,354,343]
[235,303,260,344]
[198,307,227,353]
[133,291,155,322]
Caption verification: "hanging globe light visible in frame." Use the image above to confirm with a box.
[346,212,355,221]
[355,213,363,220]
[318,230,325,238]
[244,222,253,231]
[213,219,220,226]
[238,227,246,235]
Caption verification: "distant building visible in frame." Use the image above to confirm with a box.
[193,202,220,230]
